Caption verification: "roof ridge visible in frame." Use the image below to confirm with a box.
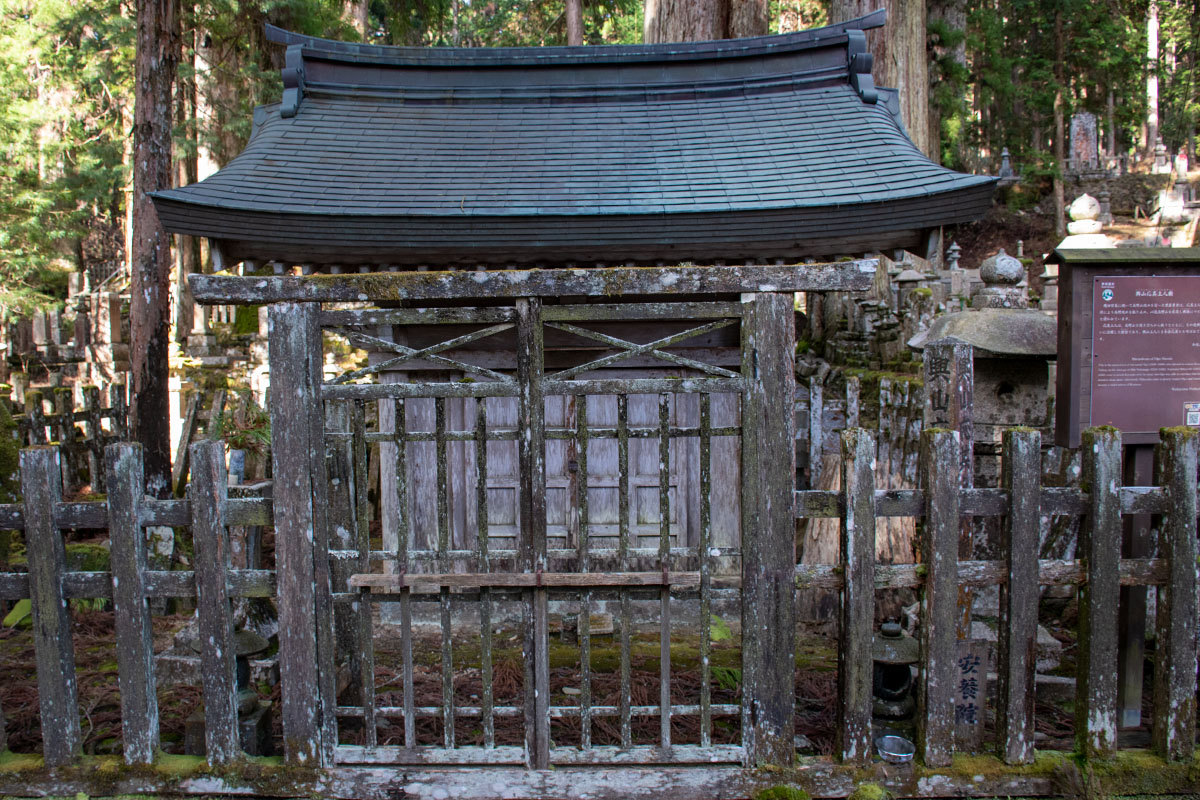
[263,10,885,68]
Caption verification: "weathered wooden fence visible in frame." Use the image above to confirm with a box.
[9,383,128,492]
[0,263,1196,799]
[0,426,1195,796]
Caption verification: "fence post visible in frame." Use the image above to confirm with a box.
[836,427,875,765]
[110,381,128,441]
[106,442,159,764]
[268,301,336,766]
[740,291,796,768]
[996,428,1040,764]
[516,297,550,769]
[190,439,241,763]
[922,339,973,638]
[917,428,960,768]
[83,386,105,492]
[53,387,75,493]
[844,375,860,429]
[1076,426,1121,758]
[21,446,80,765]
[26,389,46,445]
[808,378,823,488]
[1151,428,1198,760]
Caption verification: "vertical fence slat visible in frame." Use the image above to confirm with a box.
[996,428,1040,765]
[106,442,159,764]
[740,292,796,768]
[54,388,75,493]
[844,376,860,429]
[22,446,79,765]
[190,440,240,764]
[27,390,46,445]
[617,392,632,750]
[575,394,592,751]
[836,427,875,765]
[807,379,823,487]
[1152,428,1198,760]
[698,393,713,748]
[352,399,377,748]
[657,392,672,749]
[394,397,416,750]
[516,297,549,769]
[268,301,327,765]
[434,397,455,749]
[1075,426,1121,758]
[109,382,128,441]
[476,397,494,749]
[83,386,105,491]
[917,429,960,768]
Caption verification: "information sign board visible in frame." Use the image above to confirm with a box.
[1050,248,1200,447]
[1090,275,1200,431]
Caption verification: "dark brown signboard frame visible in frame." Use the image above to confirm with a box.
[1051,247,1200,447]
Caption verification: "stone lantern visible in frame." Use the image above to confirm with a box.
[872,621,919,721]
[973,249,1025,309]
[909,252,1057,490]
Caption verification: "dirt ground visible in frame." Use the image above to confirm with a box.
[0,606,1108,760]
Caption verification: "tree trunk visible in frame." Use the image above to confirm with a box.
[344,0,369,38]
[1053,9,1065,239]
[566,0,584,45]
[174,10,199,345]
[643,0,766,43]
[132,0,181,498]
[927,0,965,166]
[829,0,933,159]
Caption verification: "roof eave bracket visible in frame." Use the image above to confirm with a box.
[846,30,877,104]
[281,44,306,118]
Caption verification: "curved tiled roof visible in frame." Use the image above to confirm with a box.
[152,13,996,267]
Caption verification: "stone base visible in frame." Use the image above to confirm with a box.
[184,701,274,757]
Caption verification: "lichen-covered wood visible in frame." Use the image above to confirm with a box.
[835,427,875,765]
[996,428,1039,765]
[916,428,959,768]
[1076,426,1121,758]
[190,440,241,763]
[268,302,331,765]
[1151,427,1198,760]
[740,292,796,767]
[189,262,876,306]
[105,442,160,764]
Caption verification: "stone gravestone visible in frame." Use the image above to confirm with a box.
[1069,111,1098,171]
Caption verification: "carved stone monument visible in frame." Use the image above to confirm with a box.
[1069,111,1099,171]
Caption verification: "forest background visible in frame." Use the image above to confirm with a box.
[0,0,1195,312]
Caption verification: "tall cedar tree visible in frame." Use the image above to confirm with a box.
[132,0,180,497]
[829,0,933,159]
[644,0,768,43]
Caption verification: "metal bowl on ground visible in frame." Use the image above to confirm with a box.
[875,734,915,764]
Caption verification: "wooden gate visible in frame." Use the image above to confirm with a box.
[193,262,870,772]
[274,294,771,769]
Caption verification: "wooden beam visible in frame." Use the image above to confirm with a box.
[1151,427,1199,760]
[835,427,875,765]
[268,302,334,766]
[739,291,796,768]
[105,443,159,764]
[1076,426,1121,758]
[190,261,876,305]
[350,571,702,591]
[21,446,80,766]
